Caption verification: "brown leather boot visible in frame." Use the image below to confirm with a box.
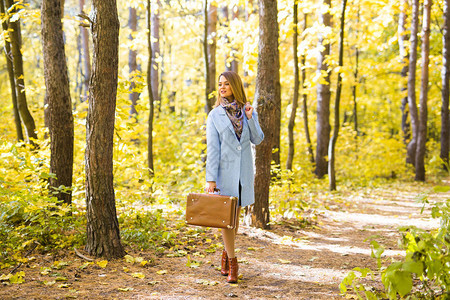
[227,257,238,283]
[221,250,229,276]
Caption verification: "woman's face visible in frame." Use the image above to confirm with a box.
[218,76,233,99]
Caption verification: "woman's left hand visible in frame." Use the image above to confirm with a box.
[244,102,253,119]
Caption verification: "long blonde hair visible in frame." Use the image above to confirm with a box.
[214,71,247,108]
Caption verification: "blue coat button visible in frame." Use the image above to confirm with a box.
[237,146,241,151]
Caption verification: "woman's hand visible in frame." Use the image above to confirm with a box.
[244,102,253,119]
[205,181,217,193]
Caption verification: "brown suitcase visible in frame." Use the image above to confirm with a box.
[186,193,238,229]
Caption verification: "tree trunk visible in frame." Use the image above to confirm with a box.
[203,0,217,114]
[286,1,299,171]
[41,0,74,204]
[441,0,450,170]
[315,0,332,178]
[80,0,91,101]
[85,0,125,259]
[407,0,420,166]
[328,0,347,191]
[253,0,280,229]
[0,0,23,142]
[151,0,161,107]
[352,47,359,136]
[399,0,410,145]
[301,15,314,164]
[147,0,155,175]
[128,7,139,117]
[415,0,432,181]
[5,0,37,143]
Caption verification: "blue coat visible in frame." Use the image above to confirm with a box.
[206,105,264,207]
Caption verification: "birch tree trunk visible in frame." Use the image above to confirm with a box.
[287,1,300,171]
[441,0,450,170]
[41,0,74,204]
[151,0,161,108]
[85,0,125,258]
[328,0,347,191]
[253,0,280,229]
[407,0,420,166]
[399,0,410,145]
[79,0,91,100]
[203,0,217,114]
[415,0,432,181]
[147,0,155,175]
[128,6,139,117]
[301,15,314,164]
[315,0,332,178]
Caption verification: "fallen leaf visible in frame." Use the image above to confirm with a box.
[278,259,291,264]
[58,283,69,288]
[124,255,135,264]
[156,270,167,275]
[147,281,159,285]
[117,287,133,292]
[96,260,108,268]
[55,276,68,281]
[43,280,56,286]
[131,272,145,279]
[140,260,148,267]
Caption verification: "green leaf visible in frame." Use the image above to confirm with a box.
[433,186,450,193]
[392,270,412,297]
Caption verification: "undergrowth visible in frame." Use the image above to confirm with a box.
[340,186,450,299]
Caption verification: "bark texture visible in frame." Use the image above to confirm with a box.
[286,1,299,171]
[315,0,332,178]
[79,0,91,99]
[328,0,347,191]
[151,0,161,106]
[0,0,23,141]
[85,0,125,258]
[407,0,420,166]
[203,0,217,114]
[128,6,139,117]
[5,0,37,143]
[253,0,280,229]
[441,0,450,170]
[415,0,432,181]
[399,0,410,145]
[147,0,155,175]
[41,0,74,204]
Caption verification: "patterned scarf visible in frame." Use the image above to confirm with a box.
[221,97,244,140]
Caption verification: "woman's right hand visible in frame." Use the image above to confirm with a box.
[205,181,217,193]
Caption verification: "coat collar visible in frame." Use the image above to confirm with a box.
[216,106,248,144]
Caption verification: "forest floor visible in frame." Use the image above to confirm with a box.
[1,179,448,299]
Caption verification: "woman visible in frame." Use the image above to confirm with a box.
[205,71,264,283]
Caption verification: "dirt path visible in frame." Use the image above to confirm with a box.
[1,184,444,299]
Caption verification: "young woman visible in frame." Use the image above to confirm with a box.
[205,71,264,283]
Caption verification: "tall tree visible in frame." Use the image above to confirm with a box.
[328,0,347,191]
[41,0,74,204]
[147,0,155,175]
[85,0,125,258]
[301,15,314,164]
[399,0,410,145]
[5,0,37,143]
[128,6,139,117]
[287,0,300,171]
[415,0,432,181]
[441,0,450,170]
[253,0,280,229]
[203,0,217,113]
[0,0,23,142]
[151,0,161,107]
[407,0,420,166]
[79,0,91,100]
[315,0,332,178]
